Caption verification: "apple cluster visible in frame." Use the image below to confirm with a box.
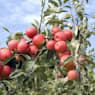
[0,27,87,80]
[46,27,88,80]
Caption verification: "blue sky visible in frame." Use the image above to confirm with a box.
[0,0,95,50]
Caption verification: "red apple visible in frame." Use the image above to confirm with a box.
[25,27,37,38]
[54,32,67,41]
[52,27,62,35]
[1,65,11,78]
[78,57,88,64]
[60,55,74,71]
[68,70,79,80]
[57,71,62,78]
[0,48,13,61]
[8,40,18,51]
[17,39,29,53]
[55,41,67,53]
[32,34,45,46]
[64,30,73,40]
[0,62,3,72]
[46,40,56,50]
[29,45,39,55]
[56,50,70,58]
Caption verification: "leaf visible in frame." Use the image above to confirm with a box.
[86,0,88,3]
[64,0,69,3]
[32,23,38,28]
[49,0,58,7]
[46,19,63,25]
[64,5,71,8]
[10,70,25,78]
[58,0,62,6]
[15,32,23,36]
[63,14,72,19]
[4,56,15,64]
[3,27,10,33]
[19,54,31,60]
[34,19,39,26]
[64,56,73,66]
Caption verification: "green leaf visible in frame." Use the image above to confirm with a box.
[4,56,15,64]
[86,0,88,3]
[32,23,38,28]
[58,0,62,6]
[34,19,39,26]
[64,0,69,3]
[10,70,25,78]
[3,27,10,33]
[64,5,71,8]
[19,54,31,60]
[64,56,73,66]
[15,32,23,36]
[49,0,58,7]
[63,14,72,19]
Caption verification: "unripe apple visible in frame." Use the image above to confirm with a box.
[17,39,29,53]
[68,70,79,80]
[29,45,39,55]
[54,32,67,41]
[78,57,88,64]
[55,41,67,53]
[64,30,73,40]
[0,62,3,73]
[56,50,70,58]
[8,40,18,51]
[1,65,11,78]
[46,40,56,50]
[32,34,45,46]
[60,55,74,71]
[0,48,13,61]
[52,27,62,35]
[25,27,37,38]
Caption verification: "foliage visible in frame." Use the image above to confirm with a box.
[0,0,95,95]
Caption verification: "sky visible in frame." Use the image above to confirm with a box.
[0,0,95,50]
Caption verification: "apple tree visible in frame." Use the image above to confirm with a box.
[0,0,95,95]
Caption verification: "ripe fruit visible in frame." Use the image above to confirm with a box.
[68,70,79,80]
[55,41,67,53]
[32,34,45,46]
[17,39,29,53]
[1,65,11,78]
[8,40,18,51]
[60,55,74,71]
[57,71,62,78]
[25,27,37,38]
[46,40,56,50]
[78,57,88,64]
[52,27,62,35]
[64,30,73,40]
[54,32,67,41]
[0,48,13,61]
[29,45,39,55]
[0,62,3,72]
[56,50,70,58]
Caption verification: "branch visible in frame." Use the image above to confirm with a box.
[39,0,45,33]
